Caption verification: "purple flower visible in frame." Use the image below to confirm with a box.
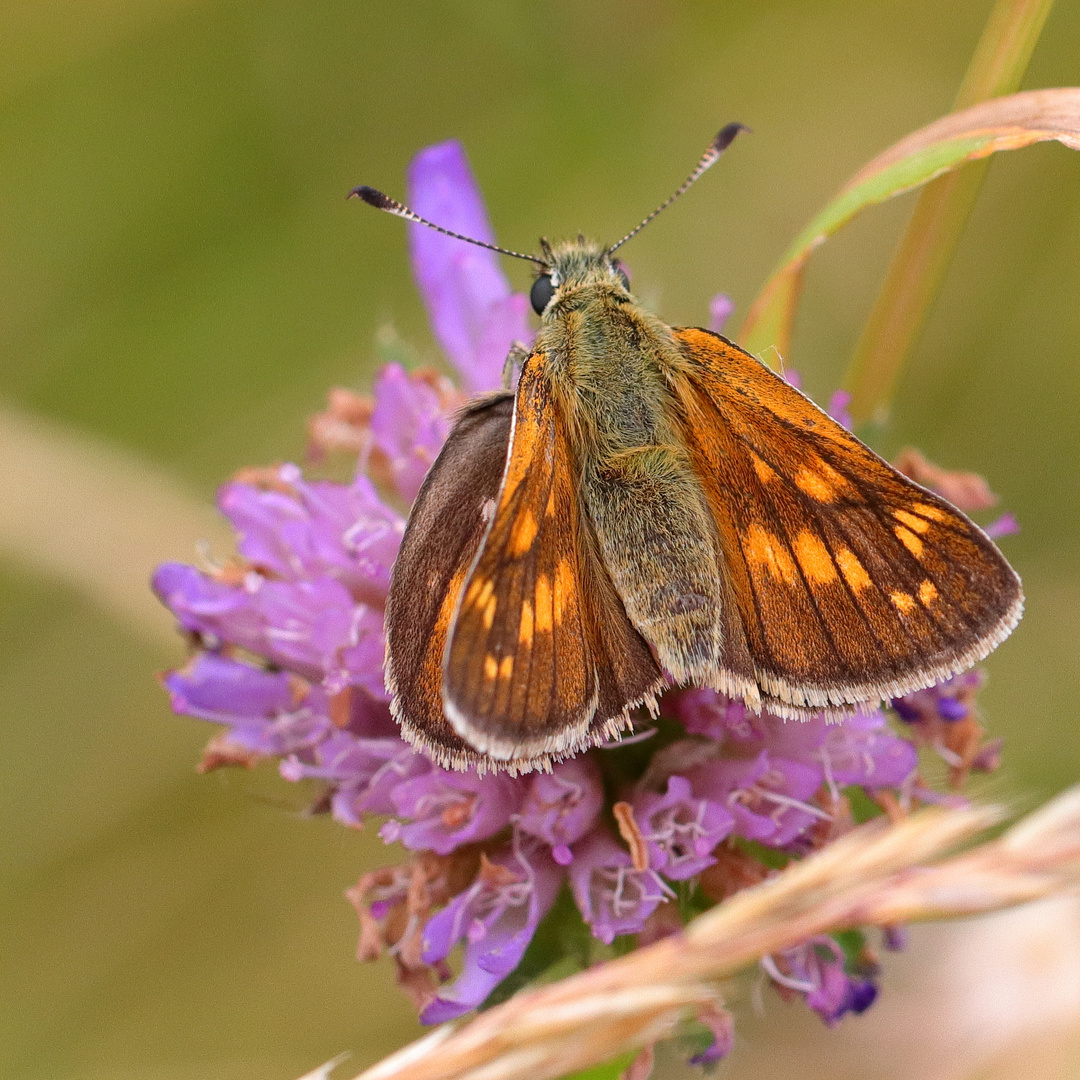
[165,650,295,724]
[630,776,734,880]
[163,652,333,757]
[326,603,390,698]
[369,365,457,503]
[420,835,562,1022]
[764,937,878,1026]
[689,1002,735,1066]
[516,757,605,865]
[568,829,672,944]
[893,670,984,725]
[985,512,1020,539]
[219,466,404,607]
[380,769,523,855]
[281,731,431,823]
[819,711,918,790]
[666,688,757,742]
[827,389,853,430]
[708,293,735,333]
[670,691,917,801]
[407,140,533,394]
[687,752,825,848]
[882,925,909,951]
[747,711,828,759]
[153,564,360,684]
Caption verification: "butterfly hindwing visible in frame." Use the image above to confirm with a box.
[444,350,663,762]
[671,327,1023,714]
[384,393,516,768]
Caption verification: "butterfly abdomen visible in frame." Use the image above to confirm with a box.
[581,446,725,684]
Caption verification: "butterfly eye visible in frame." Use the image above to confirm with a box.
[530,273,555,315]
[613,260,631,291]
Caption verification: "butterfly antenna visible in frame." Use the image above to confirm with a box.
[607,122,749,254]
[349,185,545,264]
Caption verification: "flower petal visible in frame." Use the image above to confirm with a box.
[407,140,532,392]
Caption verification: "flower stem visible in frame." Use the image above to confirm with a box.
[842,0,1056,427]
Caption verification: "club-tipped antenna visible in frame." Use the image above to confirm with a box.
[349,185,545,264]
[607,122,749,255]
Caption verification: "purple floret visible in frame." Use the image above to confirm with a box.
[708,293,735,333]
[369,365,455,503]
[164,652,333,757]
[820,712,918,790]
[630,775,734,880]
[827,389,854,430]
[381,769,524,855]
[568,829,672,944]
[765,937,879,1027]
[281,731,430,822]
[219,466,404,606]
[687,751,826,848]
[153,563,360,685]
[516,757,605,865]
[164,651,295,722]
[419,834,562,1022]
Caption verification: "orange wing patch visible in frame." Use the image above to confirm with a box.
[670,327,1023,714]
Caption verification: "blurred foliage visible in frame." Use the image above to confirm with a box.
[2,1,1078,1078]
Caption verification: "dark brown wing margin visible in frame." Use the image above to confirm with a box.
[385,393,516,768]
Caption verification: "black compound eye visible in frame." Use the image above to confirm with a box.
[530,273,555,315]
[613,260,631,291]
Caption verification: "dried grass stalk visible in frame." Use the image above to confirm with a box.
[349,788,1080,1080]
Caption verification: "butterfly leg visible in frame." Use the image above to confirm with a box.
[501,341,531,390]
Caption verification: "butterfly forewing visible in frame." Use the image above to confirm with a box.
[444,350,662,762]
[671,327,1023,713]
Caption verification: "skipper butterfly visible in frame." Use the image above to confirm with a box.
[354,125,1022,773]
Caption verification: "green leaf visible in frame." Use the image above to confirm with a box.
[845,0,1057,425]
[740,87,1080,364]
[831,928,869,973]
[560,1052,636,1080]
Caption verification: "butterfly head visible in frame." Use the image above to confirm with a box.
[530,238,632,317]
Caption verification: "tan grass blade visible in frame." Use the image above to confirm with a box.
[343,789,1080,1080]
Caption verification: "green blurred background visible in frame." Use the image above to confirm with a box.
[3,2,1078,1078]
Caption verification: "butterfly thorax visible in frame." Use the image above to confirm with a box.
[535,239,682,456]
